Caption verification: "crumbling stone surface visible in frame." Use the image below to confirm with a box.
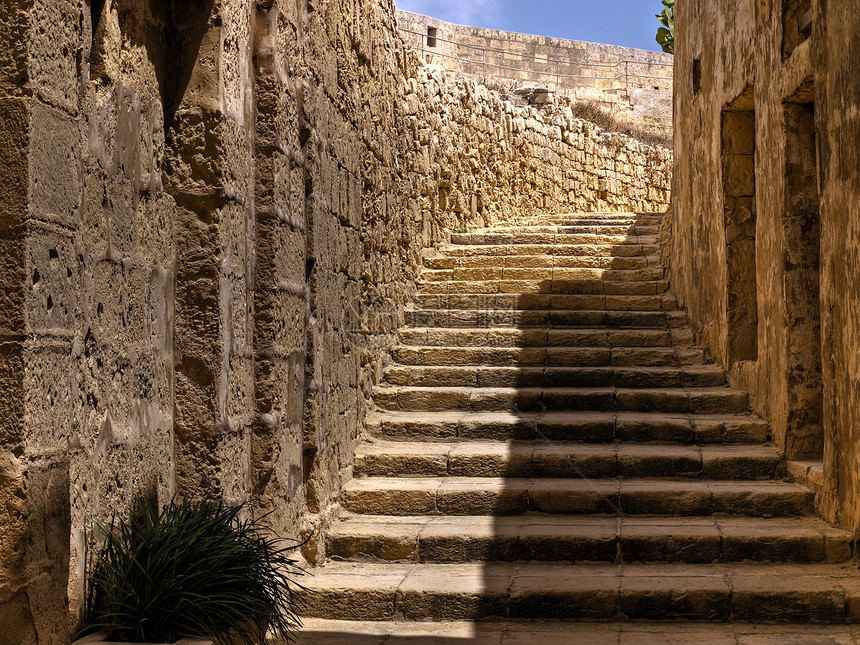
[0,0,671,638]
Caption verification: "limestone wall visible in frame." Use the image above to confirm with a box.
[0,0,670,640]
[671,0,860,534]
[396,10,674,133]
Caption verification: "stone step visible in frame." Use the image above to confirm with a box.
[471,224,660,236]
[295,619,860,644]
[382,365,726,388]
[368,411,770,444]
[485,221,660,229]
[450,233,659,246]
[373,386,749,414]
[398,327,685,348]
[388,346,705,368]
[418,278,670,296]
[326,514,851,564]
[487,215,659,222]
[300,561,860,622]
[500,212,656,219]
[412,293,679,311]
[520,212,663,221]
[341,477,812,517]
[440,243,660,258]
[317,211,846,633]
[516,219,664,229]
[502,226,661,236]
[405,308,687,329]
[420,266,666,282]
[353,441,783,480]
[512,218,651,224]
[423,254,660,270]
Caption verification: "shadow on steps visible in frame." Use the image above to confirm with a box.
[300,213,851,634]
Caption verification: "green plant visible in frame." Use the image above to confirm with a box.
[83,494,307,644]
[656,0,675,54]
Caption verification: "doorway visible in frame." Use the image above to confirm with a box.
[721,87,758,365]
[783,78,822,459]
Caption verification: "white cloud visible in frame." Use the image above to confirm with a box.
[395,0,503,27]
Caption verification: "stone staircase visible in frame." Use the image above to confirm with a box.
[298,213,858,639]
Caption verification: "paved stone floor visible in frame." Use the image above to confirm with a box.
[295,619,860,644]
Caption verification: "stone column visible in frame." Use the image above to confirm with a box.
[0,0,81,641]
[249,1,308,530]
[165,0,256,502]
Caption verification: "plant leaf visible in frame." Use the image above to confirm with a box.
[80,495,309,644]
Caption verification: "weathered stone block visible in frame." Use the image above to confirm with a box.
[25,224,75,334]
[29,102,80,224]
[0,98,30,227]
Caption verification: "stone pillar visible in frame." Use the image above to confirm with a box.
[0,0,80,641]
[249,1,308,529]
[166,0,255,502]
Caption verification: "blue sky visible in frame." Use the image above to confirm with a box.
[394,0,666,52]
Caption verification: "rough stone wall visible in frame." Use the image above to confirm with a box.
[396,10,674,134]
[671,0,860,533]
[0,0,670,640]
[0,1,177,642]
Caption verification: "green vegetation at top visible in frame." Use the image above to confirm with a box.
[656,0,675,54]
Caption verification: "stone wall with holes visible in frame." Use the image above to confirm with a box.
[671,0,860,533]
[396,10,675,134]
[0,0,670,639]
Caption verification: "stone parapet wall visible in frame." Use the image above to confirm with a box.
[399,66,672,222]
[396,10,674,133]
[0,0,670,640]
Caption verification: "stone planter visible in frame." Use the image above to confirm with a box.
[72,632,212,645]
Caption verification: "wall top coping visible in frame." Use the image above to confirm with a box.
[395,9,674,66]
